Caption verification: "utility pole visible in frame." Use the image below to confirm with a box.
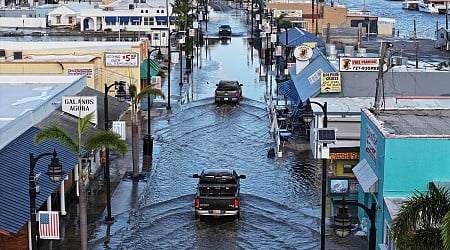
[373,42,391,112]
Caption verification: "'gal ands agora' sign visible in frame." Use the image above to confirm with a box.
[62,96,97,125]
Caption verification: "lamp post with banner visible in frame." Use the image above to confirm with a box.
[103,81,126,223]
[29,150,63,250]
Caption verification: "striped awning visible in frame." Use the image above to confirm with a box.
[279,79,301,105]
[140,58,161,79]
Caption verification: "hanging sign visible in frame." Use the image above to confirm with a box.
[293,45,313,61]
[62,96,97,124]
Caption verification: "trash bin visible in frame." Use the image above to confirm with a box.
[143,134,153,156]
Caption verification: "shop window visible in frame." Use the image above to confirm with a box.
[343,164,354,174]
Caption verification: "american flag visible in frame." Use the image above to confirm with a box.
[39,211,60,239]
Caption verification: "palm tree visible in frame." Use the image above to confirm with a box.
[392,187,450,250]
[128,84,165,179]
[171,0,194,60]
[34,112,127,250]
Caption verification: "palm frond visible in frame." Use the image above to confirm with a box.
[34,125,78,153]
[392,188,450,249]
[84,131,128,157]
[79,112,95,135]
[442,211,450,250]
[134,85,166,103]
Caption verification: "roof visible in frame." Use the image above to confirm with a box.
[0,127,78,234]
[374,109,450,137]
[0,55,98,62]
[49,2,95,13]
[0,86,129,234]
[0,75,86,149]
[0,41,143,51]
[384,197,409,220]
[278,27,326,47]
[288,48,337,103]
[35,87,131,139]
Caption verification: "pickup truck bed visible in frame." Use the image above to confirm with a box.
[193,169,246,219]
[214,80,243,105]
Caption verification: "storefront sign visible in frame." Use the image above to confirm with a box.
[62,96,97,124]
[366,126,377,163]
[329,152,360,160]
[104,53,139,67]
[68,68,93,78]
[320,72,341,93]
[339,57,380,72]
[293,45,313,61]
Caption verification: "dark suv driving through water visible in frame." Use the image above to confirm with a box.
[218,24,232,36]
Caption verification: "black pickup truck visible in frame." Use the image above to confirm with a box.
[214,80,243,105]
[193,168,246,219]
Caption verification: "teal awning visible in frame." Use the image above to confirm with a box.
[141,58,161,79]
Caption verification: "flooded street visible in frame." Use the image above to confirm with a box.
[89,5,323,250]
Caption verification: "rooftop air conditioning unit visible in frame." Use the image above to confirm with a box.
[14,51,22,60]
[391,56,407,66]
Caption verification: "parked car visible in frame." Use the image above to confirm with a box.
[193,168,246,219]
[214,80,243,105]
[218,24,232,36]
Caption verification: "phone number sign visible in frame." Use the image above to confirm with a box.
[104,53,139,67]
[339,57,380,72]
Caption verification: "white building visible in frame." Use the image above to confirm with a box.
[47,2,96,27]
[80,0,176,47]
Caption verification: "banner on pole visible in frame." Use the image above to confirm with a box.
[39,211,60,240]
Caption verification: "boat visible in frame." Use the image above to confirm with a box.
[418,0,440,14]
[402,0,419,10]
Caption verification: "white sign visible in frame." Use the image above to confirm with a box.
[112,121,126,140]
[62,96,97,124]
[104,53,139,67]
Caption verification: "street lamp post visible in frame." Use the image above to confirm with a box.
[167,30,179,110]
[103,81,126,223]
[179,34,185,89]
[29,149,63,250]
[334,200,377,250]
[302,100,328,250]
[143,48,162,162]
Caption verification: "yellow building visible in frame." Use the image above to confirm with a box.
[0,40,153,95]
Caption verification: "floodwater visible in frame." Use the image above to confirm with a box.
[88,6,324,250]
[338,0,449,39]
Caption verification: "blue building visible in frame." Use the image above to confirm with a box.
[355,106,450,248]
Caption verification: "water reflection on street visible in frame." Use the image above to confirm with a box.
[89,6,322,250]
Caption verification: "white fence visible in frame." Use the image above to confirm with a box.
[0,17,47,28]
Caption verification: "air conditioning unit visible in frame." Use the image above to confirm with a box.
[14,51,22,60]
[391,56,407,66]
